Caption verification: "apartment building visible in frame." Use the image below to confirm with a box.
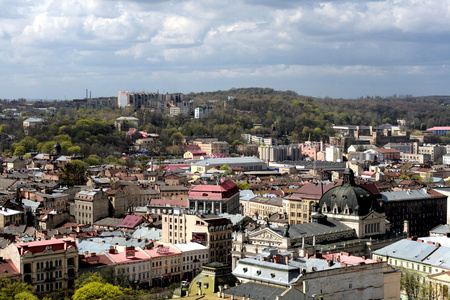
[74,189,109,225]
[287,183,334,224]
[174,242,209,281]
[162,214,232,264]
[144,244,182,287]
[1,238,78,293]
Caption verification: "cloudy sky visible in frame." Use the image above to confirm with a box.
[1,0,449,100]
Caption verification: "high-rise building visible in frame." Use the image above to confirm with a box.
[118,91,130,108]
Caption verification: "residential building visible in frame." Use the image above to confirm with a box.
[287,183,334,224]
[169,106,189,117]
[413,142,447,163]
[146,199,188,215]
[427,126,450,136]
[373,236,450,293]
[379,188,447,237]
[128,92,166,111]
[258,145,302,162]
[400,153,431,164]
[117,91,130,108]
[23,118,46,135]
[188,180,240,214]
[1,238,78,293]
[0,207,24,227]
[162,214,232,264]
[194,105,215,119]
[377,147,401,162]
[190,157,267,174]
[241,134,277,146]
[114,116,139,132]
[183,150,206,160]
[383,142,413,153]
[244,196,285,219]
[74,189,109,225]
[325,146,343,162]
[174,242,209,281]
[144,243,182,287]
[104,246,152,287]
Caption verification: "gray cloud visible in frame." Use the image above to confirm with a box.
[0,0,450,99]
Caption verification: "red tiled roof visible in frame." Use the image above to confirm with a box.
[290,183,333,200]
[144,244,181,258]
[0,259,20,275]
[427,126,450,131]
[119,215,143,229]
[106,248,151,264]
[15,238,77,255]
[322,252,376,265]
[190,180,236,192]
[149,199,188,207]
[187,150,206,155]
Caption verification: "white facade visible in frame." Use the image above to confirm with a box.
[443,155,450,165]
[325,146,343,162]
[174,242,209,280]
[118,91,130,108]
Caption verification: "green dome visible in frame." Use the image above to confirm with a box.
[319,168,382,216]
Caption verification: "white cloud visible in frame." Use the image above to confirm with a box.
[0,0,450,99]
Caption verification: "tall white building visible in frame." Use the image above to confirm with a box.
[325,145,343,162]
[118,91,130,108]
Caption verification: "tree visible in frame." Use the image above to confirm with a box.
[75,272,106,290]
[400,268,423,300]
[85,154,101,166]
[59,160,88,186]
[13,145,26,156]
[0,278,37,300]
[100,266,130,287]
[72,281,123,300]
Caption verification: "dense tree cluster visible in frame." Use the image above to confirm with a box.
[1,89,449,162]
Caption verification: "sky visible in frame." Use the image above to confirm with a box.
[1,0,450,100]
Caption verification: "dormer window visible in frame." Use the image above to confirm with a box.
[332,204,339,214]
[322,203,328,213]
[344,204,350,215]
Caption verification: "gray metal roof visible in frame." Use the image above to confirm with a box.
[271,218,353,238]
[380,189,431,202]
[373,239,438,263]
[131,227,162,241]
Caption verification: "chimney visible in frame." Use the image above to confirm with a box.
[327,260,333,267]
[305,253,310,259]
[274,255,281,264]
[285,256,289,265]
[436,243,441,248]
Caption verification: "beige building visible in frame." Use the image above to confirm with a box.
[0,207,24,227]
[243,196,285,219]
[193,140,229,155]
[74,189,109,225]
[1,239,78,293]
[162,214,232,264]
[145,243,182,287]
[287,183,334,225]
[106,189,126,217]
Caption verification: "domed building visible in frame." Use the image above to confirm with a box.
[315,168,387,238]
[232,168,402,269]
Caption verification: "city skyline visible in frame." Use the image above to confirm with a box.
[1,0,450,100]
